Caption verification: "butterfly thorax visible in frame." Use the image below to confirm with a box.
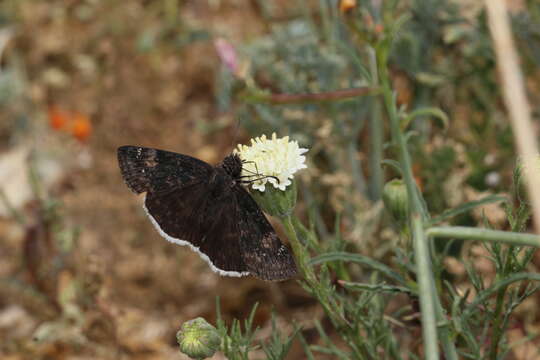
[217,153,243,180]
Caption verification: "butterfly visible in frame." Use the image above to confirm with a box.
[117,146,297,281]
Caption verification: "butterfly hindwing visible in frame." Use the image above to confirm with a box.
[117,146,213,195]
[144,181,249,276]
[234,186,298,281]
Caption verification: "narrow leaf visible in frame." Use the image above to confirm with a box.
[429,195,507,226]
[309,252,407,285]
[401,107,449,130]
[462,272,540,321]
[381,159,404,175]
[339,280,415,295]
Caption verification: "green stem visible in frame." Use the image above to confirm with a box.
[377,49,426,219]
[368,47,383,201]
[281,214,350,330]
[281,215,316,283]
[429,260,458,360]
[240,87,379,105]
[377,43,450,358]
[411,216,439,360]
[487,277,508,360]
[426,226,540,247]
[488,216,523,360]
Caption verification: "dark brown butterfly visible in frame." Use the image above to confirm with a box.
[117,146,297,281]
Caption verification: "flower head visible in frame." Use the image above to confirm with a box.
[235,133,308,192]
[339,0,357,13]
[48,105,68,130]
[47,105,92,142]
[71,113,92,142]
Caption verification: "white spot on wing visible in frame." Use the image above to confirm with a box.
[142,197,250,278]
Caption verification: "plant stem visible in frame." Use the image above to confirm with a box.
[368,47,383,201]
[377,48,426,220]
[428,259,458,360]
[411,216,439,360]
[487,273,509,360]
[426,226,540,247]
[241,86,379,105]
[488,214,523,360]
[485,0,540,233]
[281,215,316,283]
[281,214,350,330]
[377,41,451,358]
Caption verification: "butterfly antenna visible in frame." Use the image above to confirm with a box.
[239,160,281,184]
[229,117,242,152]
[239,175,280,185]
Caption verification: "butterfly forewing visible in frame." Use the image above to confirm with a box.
[118,146,213,195]
[117,146,297,281]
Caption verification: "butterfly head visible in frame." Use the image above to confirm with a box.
[220,153,243,179]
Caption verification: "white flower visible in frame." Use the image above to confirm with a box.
[235,133,308,192]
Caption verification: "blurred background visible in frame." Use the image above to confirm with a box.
[1,0,540,359]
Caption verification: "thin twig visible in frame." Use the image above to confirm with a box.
[485,0,540,233]
[242,86,379,105]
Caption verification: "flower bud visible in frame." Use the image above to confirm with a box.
[214,38,239,75]
[382,179,409,225]
[250,179,297,219]
[177,318,220,359]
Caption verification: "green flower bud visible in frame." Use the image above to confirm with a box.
[177,318,220,360]
[382,179,409,225]
[250,179,297,219]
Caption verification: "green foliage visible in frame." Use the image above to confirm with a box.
[261,312,300,360]
[210,1,540,358]
[216,300,260,360]
[214,299,298,360]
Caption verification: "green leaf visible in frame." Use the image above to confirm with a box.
[309,252,407,286]
[381,159,404,175]
[261,313,299,360]
[339,281,415,295]
[401,107,449,131]
[462,272,540,321]
[297,332,316,360]
[428,195,508,226]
